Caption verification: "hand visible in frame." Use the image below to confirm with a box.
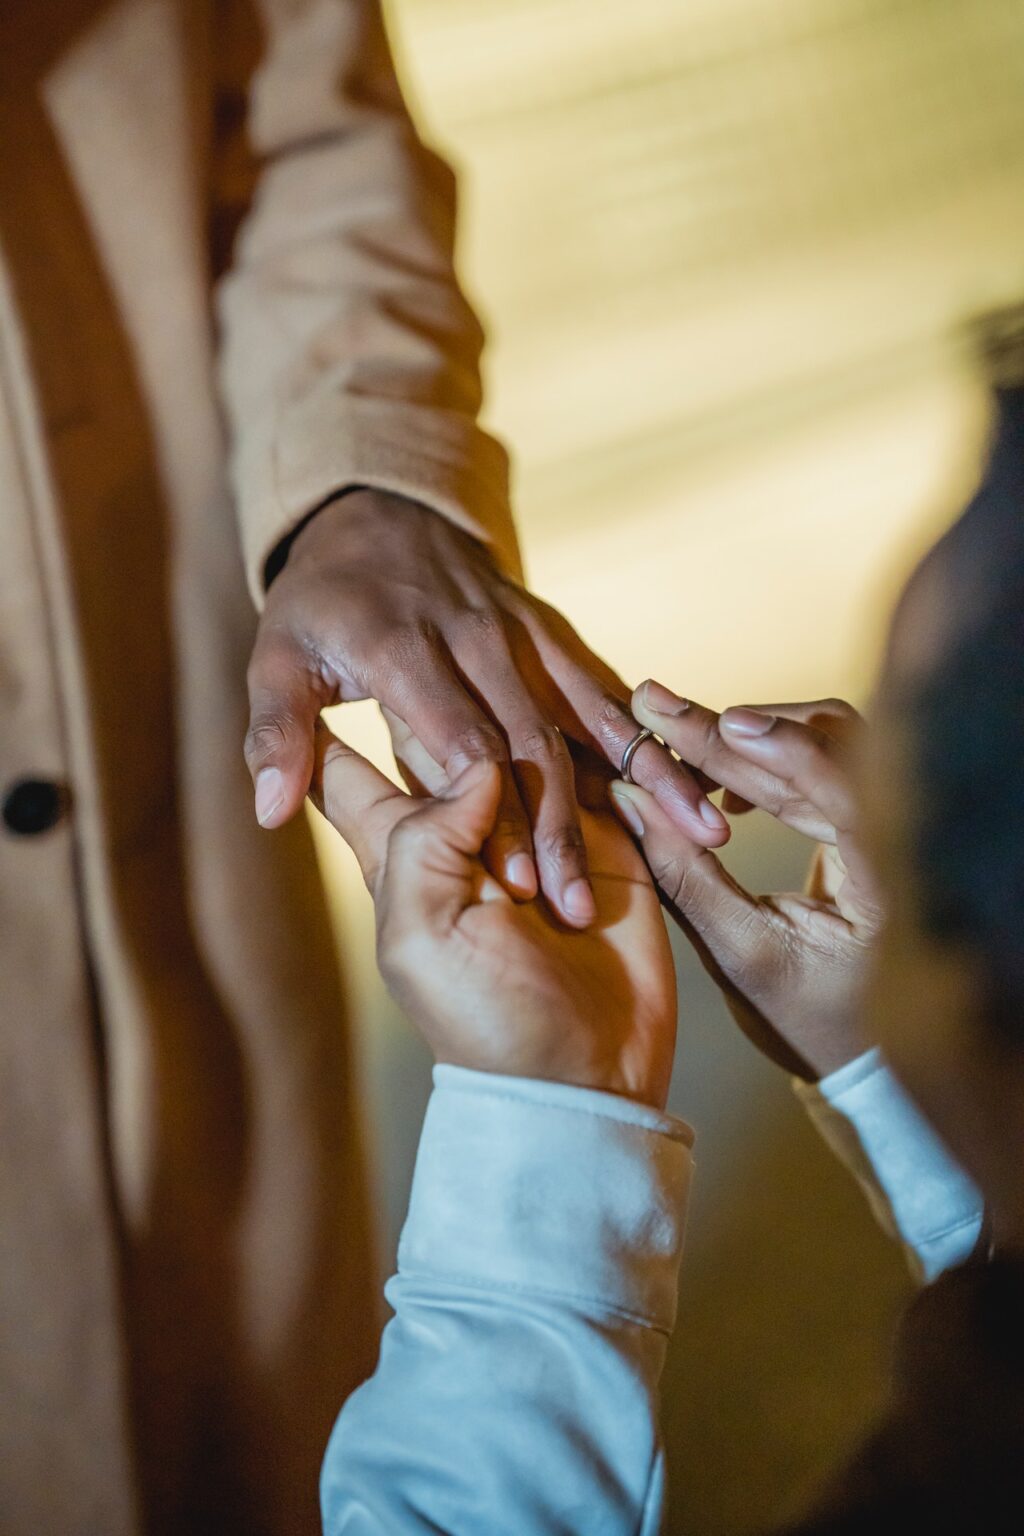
[610,683,884,1081]
[309,729,678,1110]
[245,490,728,929]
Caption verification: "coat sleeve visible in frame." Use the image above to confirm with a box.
[320,1067,693,1536]
[211,0,521,607]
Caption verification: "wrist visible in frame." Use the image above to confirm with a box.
[425,1018,671,1113]
[264,487,442,588]
[402,1066,693,1330]
[789,1021,866,1083]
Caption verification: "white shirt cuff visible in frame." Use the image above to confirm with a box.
[399,1067,695,1333]
[795,1048,984,1282]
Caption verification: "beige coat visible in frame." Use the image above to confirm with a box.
[0,2,517,1532]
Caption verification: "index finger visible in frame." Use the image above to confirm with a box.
[524,638,730,845]
[632,683,858,841]
[309,723,415,891]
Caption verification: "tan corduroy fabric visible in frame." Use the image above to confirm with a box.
[0,3,515,1532]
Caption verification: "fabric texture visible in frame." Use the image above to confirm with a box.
[321,1067,693,1536]
[795,1049,984,1281]
[214,0,520,594]
[322,1057,998,1535]
[0,3,514,1531]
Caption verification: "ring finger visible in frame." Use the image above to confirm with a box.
[459,650,595,926]
[555,670,729,845]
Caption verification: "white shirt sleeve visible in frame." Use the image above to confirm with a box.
[320,1066,694,1536]
[794,1048,984,1282]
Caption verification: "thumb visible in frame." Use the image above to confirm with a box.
[311,722,414,892]
[245,635,327,828]
[435,759,505,853]
[383,761,504,931]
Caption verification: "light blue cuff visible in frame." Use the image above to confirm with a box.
[399,1067,694,1333]
[796,1048,984,1282]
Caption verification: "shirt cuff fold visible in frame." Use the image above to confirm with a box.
[795,1048,983,1281]
[398,1067,694,1334]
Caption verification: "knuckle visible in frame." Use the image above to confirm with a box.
[593,696,632,752]
[761,781,794,818]
[244,716,289,765]
[694,713,722,762]
[453,606,506,652]
[518,721,568,765]
[382,620,442,678]
[539,820,587,870]
[320,737,351,776]
[386,805,452,870]
[650,850,694,910]
[447,723,508,769]
[492,812,527,845]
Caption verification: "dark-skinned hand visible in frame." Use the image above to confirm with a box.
[245,490,728,928]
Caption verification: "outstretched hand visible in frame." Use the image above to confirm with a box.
[310,726,678,1110]
[245,491,728,931]
[611,682,883,1081]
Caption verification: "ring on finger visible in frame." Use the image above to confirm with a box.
[621,727,658,784]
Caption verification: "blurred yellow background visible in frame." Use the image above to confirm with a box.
[313,3,1024,1531]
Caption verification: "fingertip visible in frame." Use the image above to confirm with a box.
[719,707,777,740]
[562,877,597,927]
[695,813,732,849]
[632,678,689,720]
[693,796,732,846]
[505,851,539,900]
[698,794,731,837]
[609,781,646,839]
[659,790,731,847]
[255,766,287,828]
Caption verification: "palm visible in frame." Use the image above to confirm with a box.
[317,740,679,1109]
[412,809,678,1108]
[714,843,879,1077]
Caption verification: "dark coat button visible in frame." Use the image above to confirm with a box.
[2,778,69,835]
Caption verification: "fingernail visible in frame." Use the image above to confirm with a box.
[506,852,538,898]
[641,679,689,717]
[720,707,776,738]
[610,783,645,837]
[255,767,285,826]
[563,877,597,924]
[699,795,728,830]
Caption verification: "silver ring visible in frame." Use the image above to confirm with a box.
[621,728,655,784]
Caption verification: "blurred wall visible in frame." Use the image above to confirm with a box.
[313,2,1024,1531]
